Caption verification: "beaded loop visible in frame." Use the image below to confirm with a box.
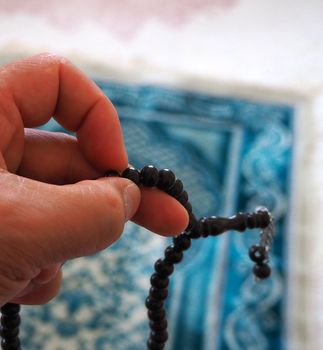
[0,165,275,350]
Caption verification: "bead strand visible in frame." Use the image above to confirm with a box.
[145,234,191,350]
[116,165,274,350]
[0,303,21,350]
[122,165,191,349]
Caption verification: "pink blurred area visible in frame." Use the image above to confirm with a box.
[0,0,237,38]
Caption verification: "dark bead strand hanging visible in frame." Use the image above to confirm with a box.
[118,165,273,350]
[145,231,189,350]
[0,303,21,350]
[0,165,274,350]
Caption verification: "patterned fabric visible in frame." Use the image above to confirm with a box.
[20,82,294,350]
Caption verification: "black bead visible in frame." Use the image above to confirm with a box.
[150,274,169,289]
[121,167,140,186]
[249,245,268,263]
[175,191,188,205]
[150,330,168,343]
[157,169,176,191]
[105,170,120,177]
[149,287,168,301]
[253,263,271,279]
[173,234,191,251]
[1,338,20,350]
[148,309,166,321]
[154,259,174,277]
[0,316,20,329]
[167,179,183,197]
[186,213,198,232]
[182,201,193,214]
[0,304,20,315]
[145,297,163,311]
[164,246,183,264]
[149,319,168,331]
[189,219,204,239]
[140,165,159,187]
[0,327,19,338]
[147,338,165,350]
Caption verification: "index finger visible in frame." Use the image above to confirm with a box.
[1,53,127,171]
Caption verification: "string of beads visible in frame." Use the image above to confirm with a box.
[112,165,275,350]
[0,165,275,350]
[0,303,21,350]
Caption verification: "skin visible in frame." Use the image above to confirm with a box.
[0,53,188,306]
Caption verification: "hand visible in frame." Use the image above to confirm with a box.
[0,54,188,306]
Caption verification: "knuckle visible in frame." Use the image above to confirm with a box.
[0,262,31,285]
[75,181,126,252]
[0,248,40,300]
[100,185,126,243]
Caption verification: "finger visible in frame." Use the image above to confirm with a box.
[18,129,101,184]
[0,172,140,265]
[133,188,189,236]
[32,264,62,285]
[10,270,62,305]
[18,130,189,235]
[1,53,127,171]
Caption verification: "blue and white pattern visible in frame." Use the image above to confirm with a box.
[21,82,294,350]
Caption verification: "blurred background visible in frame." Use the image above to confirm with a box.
[0,1,322,349]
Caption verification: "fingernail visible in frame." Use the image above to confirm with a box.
[123,183,140,221]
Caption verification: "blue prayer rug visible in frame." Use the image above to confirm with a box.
[21,81,294,350]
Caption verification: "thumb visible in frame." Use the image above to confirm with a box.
[0,172,140,268]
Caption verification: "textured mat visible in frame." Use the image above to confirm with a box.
[20,82,294,350]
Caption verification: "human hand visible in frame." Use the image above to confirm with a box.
[0,54,188,306]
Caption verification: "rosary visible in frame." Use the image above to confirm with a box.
[0,165,275,350]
